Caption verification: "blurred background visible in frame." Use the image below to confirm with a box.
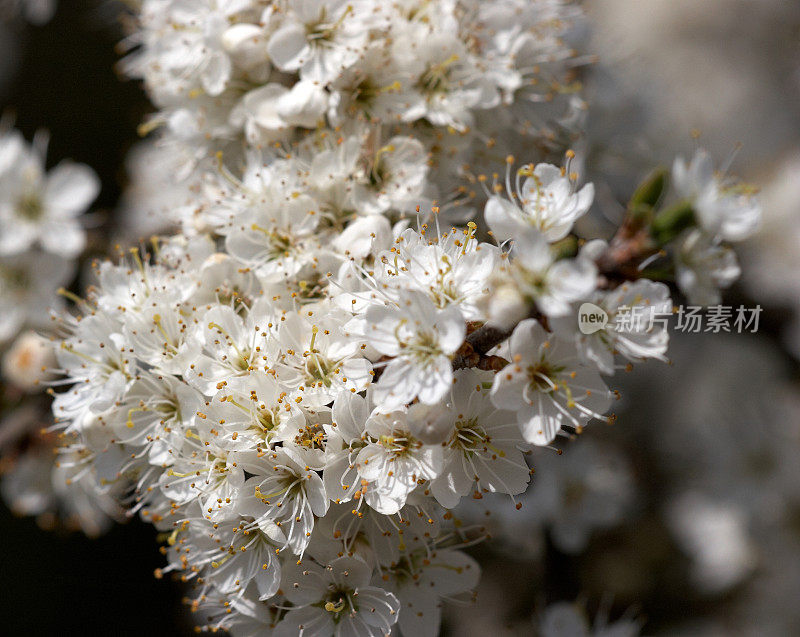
[1,0,799,634]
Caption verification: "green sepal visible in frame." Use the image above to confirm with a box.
[650,200,695,245]
[550,235,578,260]
[628,167,668,223]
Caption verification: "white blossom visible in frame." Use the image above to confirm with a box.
[554,279,672,374]
[675,229,740,306]
[667,491,756,594]
[1,330,55,390]
[275,556,400,637]
[0,128,98,258]
[428,369,531,508]
[491,319,613,445]
[673,149,761,242]
[350,290,465,411]
[506,230,597,318]
[486,162,594,242]
[8,2,772,633]
[0,250,73,342]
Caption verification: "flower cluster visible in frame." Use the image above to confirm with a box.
[48,132,763,634]
[33,1,765,635]
[51,214,522,636]
[121,0,585,195]
[671,150,760,304]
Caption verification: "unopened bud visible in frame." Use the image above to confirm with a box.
[221,24,269,71]
[2,331,56,391]
[486,284,528,330]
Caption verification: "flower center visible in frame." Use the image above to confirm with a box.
[406,330,443,364]
[526,360,562,393]
[216,284,251,312]
[418,54,459,96]
[305,352,336,386]
[377,432,418,458]
[321,588,356,622]
[451,418,487,451]
[293,423,326,451]
[16,191,44,220]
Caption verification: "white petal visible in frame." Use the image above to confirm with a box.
[44,162,100,216]
[39,222,86,258]
[416,356,453,406]
[267,23,311,71]
[484,196,521,241]
[517,397,562,445]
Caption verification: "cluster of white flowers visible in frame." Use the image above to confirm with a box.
[671,150,761,305]
[120,0,585,196]
[0,0,763,635]
[48,135,764,633]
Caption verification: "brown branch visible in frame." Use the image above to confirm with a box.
[594,216,660,288]
[452,324,513,371]
[452,313,549,371]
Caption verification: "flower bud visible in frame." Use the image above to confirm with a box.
[221,24,269,71]
[486,282,528,329]
[332,215,391,260]
[277,81,328,128]
[2,331,56,391]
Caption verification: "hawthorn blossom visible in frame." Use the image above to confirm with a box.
[485,161,594,242]
[504,230,598,317]
[265,0,374,84]
[244,447,329,553]
[35,134,757,637]
[10,1,769,632]
[427,369,531,508]
[382,547,480,637]
[491,319,613,445]
[350,290,465,411]
[0,250,72,342]
[0,128,98,258]
[272,311,373,408]
[372,226,499,321]
[219,164,321,281]
[324,391,442,515]
[554,279,672,374]
[122,0,583,185]
[275,556,400,637]
[1,330,55,390]
[673,149,761,242]
[351,136,430,216]
[675,229,741,305]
